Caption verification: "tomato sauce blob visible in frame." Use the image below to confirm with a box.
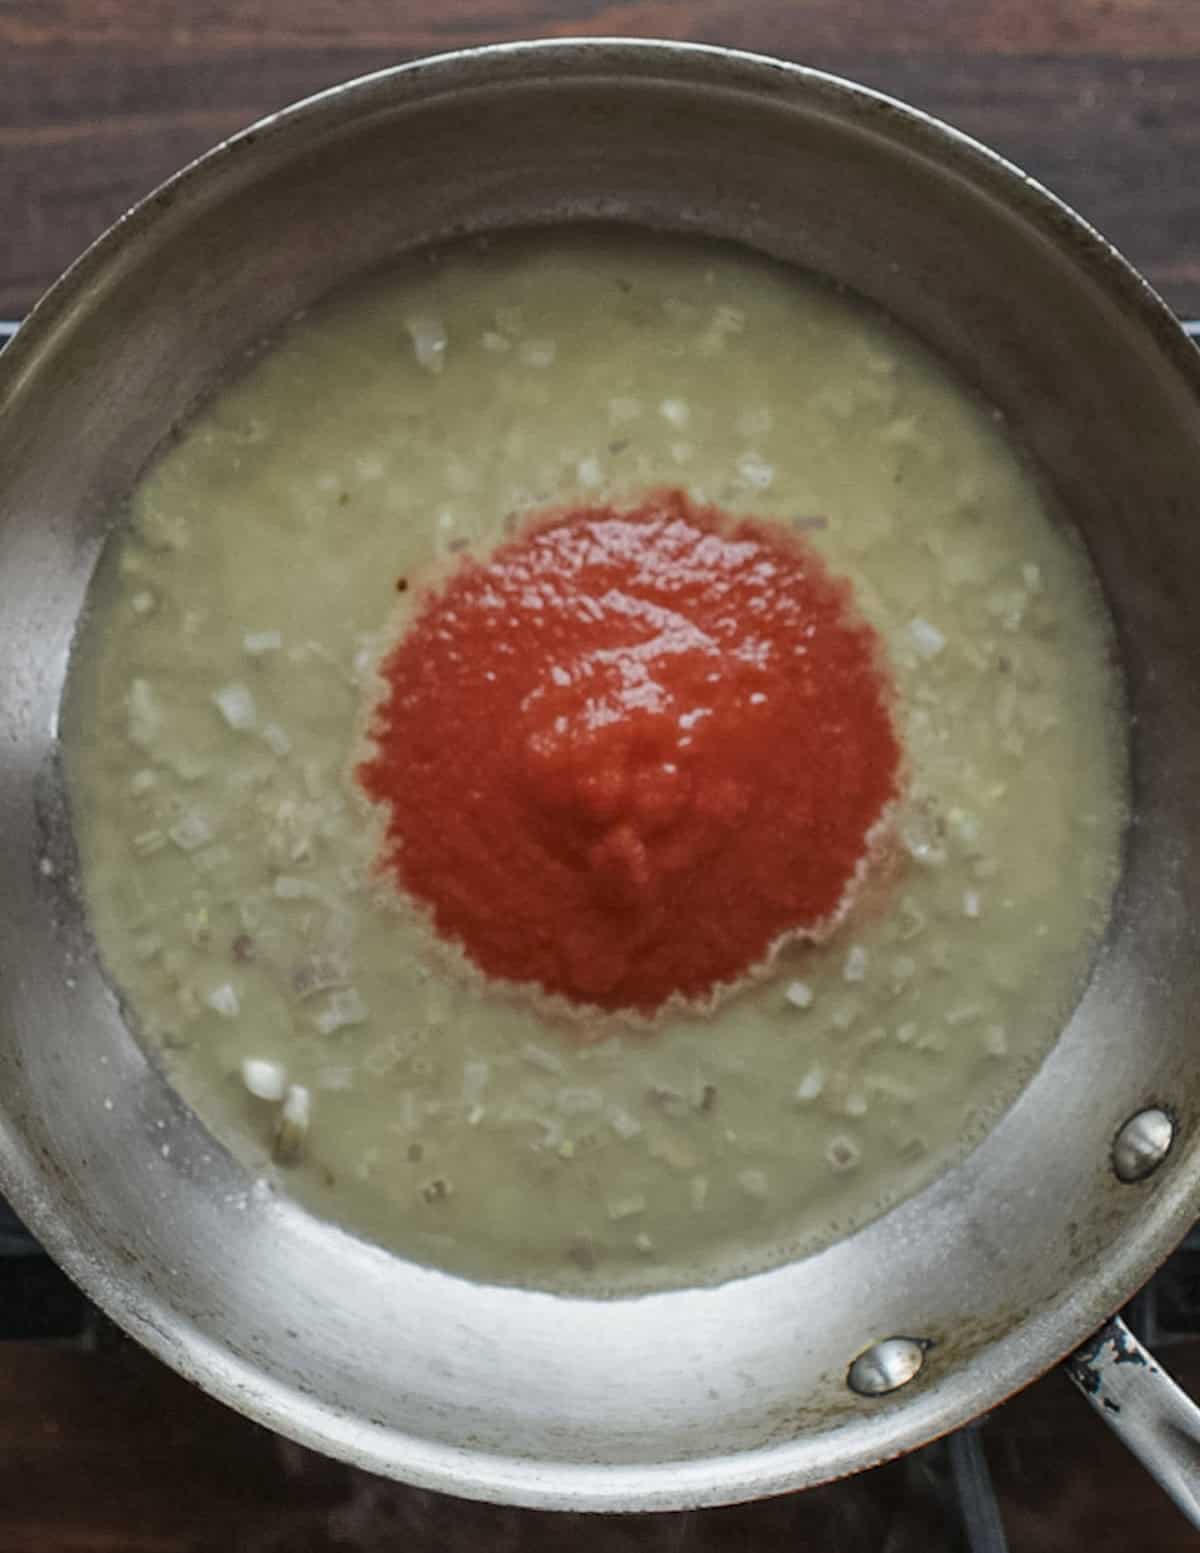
[357,490,901,1017]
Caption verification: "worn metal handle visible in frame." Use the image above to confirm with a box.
[1066,1316,1200,1526]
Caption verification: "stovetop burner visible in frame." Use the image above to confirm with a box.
[0,315,1197,1551]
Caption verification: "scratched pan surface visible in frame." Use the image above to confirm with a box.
[1,40,1199,1511]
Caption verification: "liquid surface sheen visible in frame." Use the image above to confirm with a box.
[66,231,1127,1292]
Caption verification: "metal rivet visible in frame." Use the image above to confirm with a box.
[847,1337,927,1397]
[1112,1107,1175,1184]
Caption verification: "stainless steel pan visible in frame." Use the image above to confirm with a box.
[3,38,1200,1520]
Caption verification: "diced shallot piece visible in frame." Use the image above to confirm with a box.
[242,1057,287,1101]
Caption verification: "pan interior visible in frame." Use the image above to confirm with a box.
[64,223,1126,1299]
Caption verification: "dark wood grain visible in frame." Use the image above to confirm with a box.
[2,0,1199,315]
[1,1334,1199,1552]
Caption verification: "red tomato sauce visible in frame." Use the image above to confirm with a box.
[357,489,901,1017]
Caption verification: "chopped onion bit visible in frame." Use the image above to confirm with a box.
[405,314,447,373]
[461,1060,490,1107]
[213,683,257,731]
[274,875,321,900]
[314,987,368,1035]
[909,617,947,660]
[521,1042,563,1075]
[736,451,774,491]
[795,1066,825,1103]
[241,1057,287,1101]
[206,982,240,1019]
[831,1001,859,1032]
[785,980,814,1010]
[556,1086,603,1116]
[865,1073,917,1105]
[127,678,162,749]
[243,629,282,656]
[576,456,603,489]
[168,813,212,852]
[262,722,291,757]
[283,1084,311,1124]
[608,1106,642,1141]
[273,1084,311,1165]
[900,811,946,868]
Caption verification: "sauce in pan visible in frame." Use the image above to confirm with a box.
[66,230,1126,1291]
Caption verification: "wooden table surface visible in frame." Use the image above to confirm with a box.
[3,0,1200,320]
[3,3,1200,1549]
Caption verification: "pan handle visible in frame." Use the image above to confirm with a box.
[1065,1316,1200,1526]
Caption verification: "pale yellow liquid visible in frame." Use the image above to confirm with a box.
[66,230,1127,1292]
